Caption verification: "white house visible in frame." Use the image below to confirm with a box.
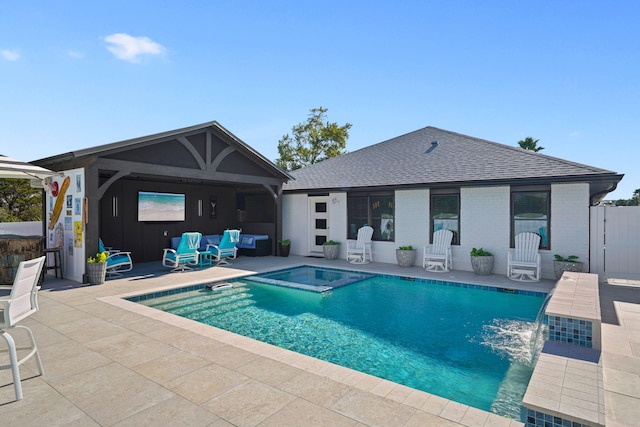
[281,126,623,280]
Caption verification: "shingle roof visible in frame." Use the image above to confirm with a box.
[283,126,621,192]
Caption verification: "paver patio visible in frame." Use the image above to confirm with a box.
[0,255,638,426]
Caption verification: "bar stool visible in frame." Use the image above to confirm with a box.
[43,247,63,279]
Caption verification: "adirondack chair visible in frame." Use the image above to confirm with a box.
[162,232,202,272]
[423,229,453,272]
[346,226,374,264]
[507,232,541,281]
[206,229,240,266]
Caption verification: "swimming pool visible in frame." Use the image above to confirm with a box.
[131,266,545,419]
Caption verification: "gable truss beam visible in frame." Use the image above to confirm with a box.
[94,158,282,186]
[177,136,207,171]
[98,170,130,199]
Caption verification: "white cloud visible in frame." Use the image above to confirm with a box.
[67,50,84,59]
[1,49,20,61]
[104,33,165,63]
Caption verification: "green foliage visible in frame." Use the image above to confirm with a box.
[323,240,340,245]
[276,107,352,171]
[0,178,42,222]
[517,136,544,152]
[554,254,579,262]
[87,251,109,263]
[398,245,414,250]
[278,239,291,246]
[470,247,492,256]
[614,188,640,206]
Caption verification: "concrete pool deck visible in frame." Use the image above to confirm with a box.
[0,255,638,426]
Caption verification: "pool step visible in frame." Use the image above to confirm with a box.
[147,286,250,312]
[161,292,254,318]
[187,298,256,321]
[158,287,255,319]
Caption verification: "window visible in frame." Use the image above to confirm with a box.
[511,190,550,249]
[431,193,460,245]
[347,193,394,241]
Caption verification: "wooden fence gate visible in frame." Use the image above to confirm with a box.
[590,206,640,281]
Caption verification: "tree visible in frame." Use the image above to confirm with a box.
[0,178,42,221]
[276,107,352,171]
[614,188,640,206]
[517,137,544,152]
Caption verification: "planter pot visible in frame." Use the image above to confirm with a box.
[396,249,416,267]
[323,244,341,260]
[553,260,583,279]
[86,262,107,285]
[278,243,290,257]
[471,255,493,275]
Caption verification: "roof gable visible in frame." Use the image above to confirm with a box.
[33,121,292,183]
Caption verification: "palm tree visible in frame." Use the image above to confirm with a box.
[517,137,544,152]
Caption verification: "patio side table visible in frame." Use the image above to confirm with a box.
[199,250,213,267]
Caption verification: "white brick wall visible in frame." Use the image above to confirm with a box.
[460,186,510,274]
[550,183,590,269]
[282,183,591,279]
[282,193,308,255]
[388,189,430,265]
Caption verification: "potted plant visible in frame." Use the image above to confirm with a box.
[86,251,108,284]
[396,245,416,267]
[278,239,291,257]
[553,254,583,279]
[322,240,341,260]
[470,247,493,275]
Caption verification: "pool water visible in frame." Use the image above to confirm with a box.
[134,269,544,419]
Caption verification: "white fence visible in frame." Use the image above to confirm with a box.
[590,206,640,281]
[0,221,43,236]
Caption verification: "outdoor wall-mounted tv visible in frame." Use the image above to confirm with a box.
[138,191,185,222]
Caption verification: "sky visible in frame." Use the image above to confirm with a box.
[1,1,638,200]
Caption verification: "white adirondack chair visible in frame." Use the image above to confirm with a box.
[423,229,453,272]
[346,226,374,264]
[507,232,541,281]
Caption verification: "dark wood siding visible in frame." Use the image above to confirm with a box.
[99,178,274,262]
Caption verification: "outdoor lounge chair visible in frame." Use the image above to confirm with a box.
[507,232,541,282]
[346,226,374,264]
[206,229,240,266]
[99,239,133,278]
[162,232,202,272]
[0,256,46,401]
[423,229,453,272]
